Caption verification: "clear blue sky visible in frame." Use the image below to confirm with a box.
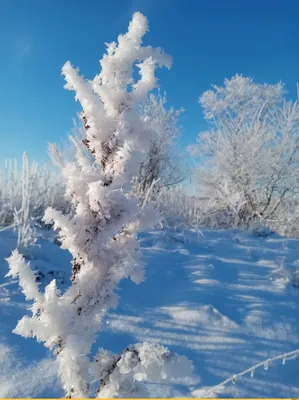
[0,0,298,166]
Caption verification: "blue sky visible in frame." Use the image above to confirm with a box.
[0,0,298,167]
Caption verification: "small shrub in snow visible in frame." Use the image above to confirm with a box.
[266,256,299,289]
[290,268,299,288]
[248,221,273,237]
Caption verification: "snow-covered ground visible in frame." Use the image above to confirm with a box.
[1,227,299,397]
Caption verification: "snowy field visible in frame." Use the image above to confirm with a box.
[1,227,299,397]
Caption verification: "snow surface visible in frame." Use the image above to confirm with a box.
[1,227,299,397]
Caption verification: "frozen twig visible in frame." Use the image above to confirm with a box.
[202,349,299,397]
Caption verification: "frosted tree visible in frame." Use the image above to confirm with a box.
[190,75,299,228]
[136,92,186,197]
[6,12,193,398]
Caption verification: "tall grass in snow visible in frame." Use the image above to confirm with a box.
[0,152,68,247]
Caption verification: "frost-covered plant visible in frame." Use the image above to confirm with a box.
[266,256,299,288]
[13,152,37,250]
[0,152,67,226]
[136,92,186,197]
[6,12,193,398]
[190,75,299,230]
[248,220,273,237]
[93,343,192,398]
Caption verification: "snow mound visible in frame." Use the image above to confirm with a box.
[161,304,239,330]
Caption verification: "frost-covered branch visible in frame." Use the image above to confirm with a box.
[197,349,299,397]
[6,250,42,303]
[92,343,193,398]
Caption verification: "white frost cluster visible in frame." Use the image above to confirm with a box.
[93,343,193,398]
[6,11,193,398]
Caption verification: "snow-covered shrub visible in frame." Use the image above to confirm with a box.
[290,268,299,288]
[269,196,299,237]
[6,12,193,398]
[267,256,299,289]
[190,75,299,232]
[248,220,274,237]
